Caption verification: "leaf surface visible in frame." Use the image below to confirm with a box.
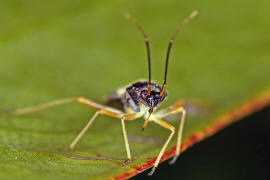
[0,0,270,179]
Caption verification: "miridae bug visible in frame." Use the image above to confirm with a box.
[13,10,198,176]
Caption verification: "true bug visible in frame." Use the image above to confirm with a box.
[13,11,197,175]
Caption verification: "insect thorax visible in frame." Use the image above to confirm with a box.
[124,81,167,112]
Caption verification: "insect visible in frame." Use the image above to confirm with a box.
[13,10,197,176]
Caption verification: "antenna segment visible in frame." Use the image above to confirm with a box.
[160,10,198,96]
[125,13,152,96]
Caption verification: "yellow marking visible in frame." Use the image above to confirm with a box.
[147,84,151,96]
[159,84,166,96]
[115,87,126,96]
[139,103,150,113]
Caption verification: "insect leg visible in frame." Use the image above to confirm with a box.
[121,117,131,159]
[154,99,185,118]
[12,97,79,115]
[60,111,101,151]
[13,96,142,160]
[155,104,186,165]
[12,97,122,115]
[64,106,141,160]
[147,115,175,176]
[119,113,143,160]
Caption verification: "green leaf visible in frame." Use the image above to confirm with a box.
[1,0,270,179]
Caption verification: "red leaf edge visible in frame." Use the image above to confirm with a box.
[112,88,270,180]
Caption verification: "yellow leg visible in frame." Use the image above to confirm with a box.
[60,110,141,160]
[147,115,175,176]
[13,97,78,115]
[169,108,186,164]
[156,105,186,164]
[117,113,144,160]
[121,118,131,159]
[13,96,143,160]
[62,111,100,150]
[12,97,122,115]
[154,99,185,118]
[155,104,186,164]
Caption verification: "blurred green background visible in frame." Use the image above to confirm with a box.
[0,0,270,179]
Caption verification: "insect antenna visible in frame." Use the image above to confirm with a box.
[160,10,198,96]
[125,13,152,96]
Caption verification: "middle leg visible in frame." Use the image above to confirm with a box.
[61,107,142,161]
[147,115,175,176]
[13,96,143,160]
[60,111,101,151]
[155,102,186,164]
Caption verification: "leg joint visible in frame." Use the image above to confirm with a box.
[172,107,185,114]
[77,96,86,103]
